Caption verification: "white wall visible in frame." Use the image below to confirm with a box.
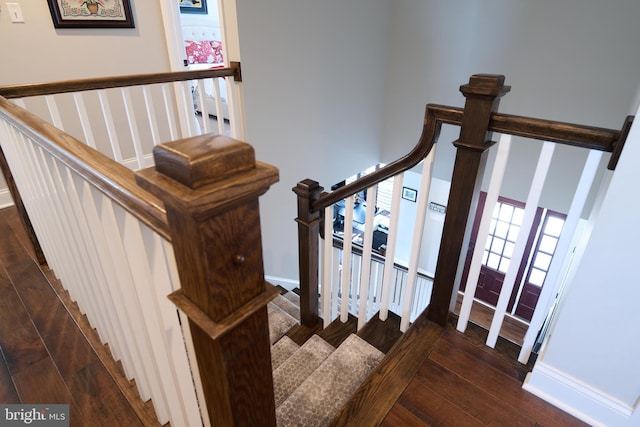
[0,0,171,206]
[235,0,392,280]
[523,98,640,426]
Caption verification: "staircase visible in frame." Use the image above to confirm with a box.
[267,291,384,427]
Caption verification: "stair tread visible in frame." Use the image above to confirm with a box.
[282,291,300,306]
[268,303,299,345]
[276,334,384,427]
[273,335,335,407]
[271,336,300,370]
[271,294,301,321]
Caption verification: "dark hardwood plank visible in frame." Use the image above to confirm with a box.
[286,322,322,347]
[0,345,20,404]
[429,330,588,426]
[319,314,357,348]
[381,403,431,427]
[396,379,485,427]
[442,325,530,383]
[0,207,37,262]
[415,358,536,426]
[357,311,403,354]
[0,214,149,426]
[0,266,49,375]
[11,357,84,427]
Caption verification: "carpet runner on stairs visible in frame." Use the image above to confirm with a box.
[267,292,384,427]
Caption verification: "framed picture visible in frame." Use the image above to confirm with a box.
[47,0,134,28]
[402,187,417,202]
[179,0,208,14]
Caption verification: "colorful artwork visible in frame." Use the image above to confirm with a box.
[179,0,208,15]
[47,0,134,28]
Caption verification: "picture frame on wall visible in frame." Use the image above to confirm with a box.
[179,0,208,14]
[47,0,134,28]
[402,187,418,203]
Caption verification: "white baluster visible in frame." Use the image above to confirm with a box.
[73,93,97,149]
[357,186,378,330]
[379,173,404,320]
[322,205,333,327]
[96,196,153,400]
[44,95,64,129]
[196,80,212,134]
[142,86,161,149]
[518,149,603,363]
[114,209,171,424]
[161,84,179,141]
[121,87,146,170]
[486,141,555,348]
[400,150,435,332]
[457,134,512,333]
[212,78,225,135]
[97,89,124,163]
[340,196,354,322]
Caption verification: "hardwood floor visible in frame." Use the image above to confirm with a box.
[0,205,588,426]
[379,320,589,427]
[0,207,157,427]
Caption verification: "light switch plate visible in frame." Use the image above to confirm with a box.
[7,3,25,23]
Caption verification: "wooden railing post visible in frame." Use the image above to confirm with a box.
[429,74,510,326]
[135,134,279,427]
[293,179,324,328]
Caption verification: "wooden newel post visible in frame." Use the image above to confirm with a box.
[429,74,510,326]
[135,134,279,427]
[293,179,323,328]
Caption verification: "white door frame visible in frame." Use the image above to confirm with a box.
[158,0,246,140]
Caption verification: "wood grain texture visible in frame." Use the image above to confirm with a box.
[429,331,588,426]
[0,96,170,241]
[139,137,279,426]
[0,66,239,99]
[293,179,323,328]
[154,135,256,189]
[429,75,508,326]
[356,311,403,354]
[327,310,445,427]
[0,212,148,426]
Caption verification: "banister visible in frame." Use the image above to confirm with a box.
[0,95,170,240]
[312,105,623,214]
[0,63,240,99]
[135,134,279,427]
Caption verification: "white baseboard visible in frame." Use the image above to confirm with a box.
[0,189,14,209]
[523,361,634,427]
[265,275,299,292]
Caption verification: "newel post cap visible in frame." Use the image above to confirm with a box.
[154,134,256,189]
[460,74,511,98]
[135,134,279,217]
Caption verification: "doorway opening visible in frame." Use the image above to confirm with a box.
[460,192,566,323]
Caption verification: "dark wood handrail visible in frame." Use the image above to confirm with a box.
[0,95,170,240]
[311,104,622,213]
[0,63,240,99]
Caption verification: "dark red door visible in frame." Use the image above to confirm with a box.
[460,193,564,322]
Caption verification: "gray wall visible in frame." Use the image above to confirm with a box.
[236,0,640,281]
[235,0,392,280]
[0,0,171,206]
[382,0,640,212]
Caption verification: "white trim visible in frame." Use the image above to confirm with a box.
[0,188,14,208]
[524,361,634,427]
[265,275,299,292]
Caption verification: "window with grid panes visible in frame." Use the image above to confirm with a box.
[482,201,525,273]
